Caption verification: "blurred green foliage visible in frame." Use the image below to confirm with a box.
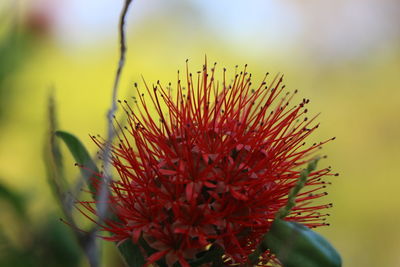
[0,12,83,267]
[0,182,82,267]
[0,24,31,121]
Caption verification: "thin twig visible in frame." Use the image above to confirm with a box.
[97,0,133,227]
[82,2,133,266]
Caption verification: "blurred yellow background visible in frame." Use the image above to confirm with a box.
[0,0,399,266]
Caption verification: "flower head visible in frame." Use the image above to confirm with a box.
[82,61,334,266]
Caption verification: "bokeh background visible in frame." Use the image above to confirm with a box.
[0,0,399,266]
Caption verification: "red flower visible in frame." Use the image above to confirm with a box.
[81,61,334,266]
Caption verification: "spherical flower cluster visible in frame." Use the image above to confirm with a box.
[81,62,334,266]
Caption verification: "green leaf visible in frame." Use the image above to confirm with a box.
[55,130,100,194]
[117,239,145,267]
[249,159,325,265]
[264,219,342,267]
[54,131,149,266]
[55,131,98,172]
